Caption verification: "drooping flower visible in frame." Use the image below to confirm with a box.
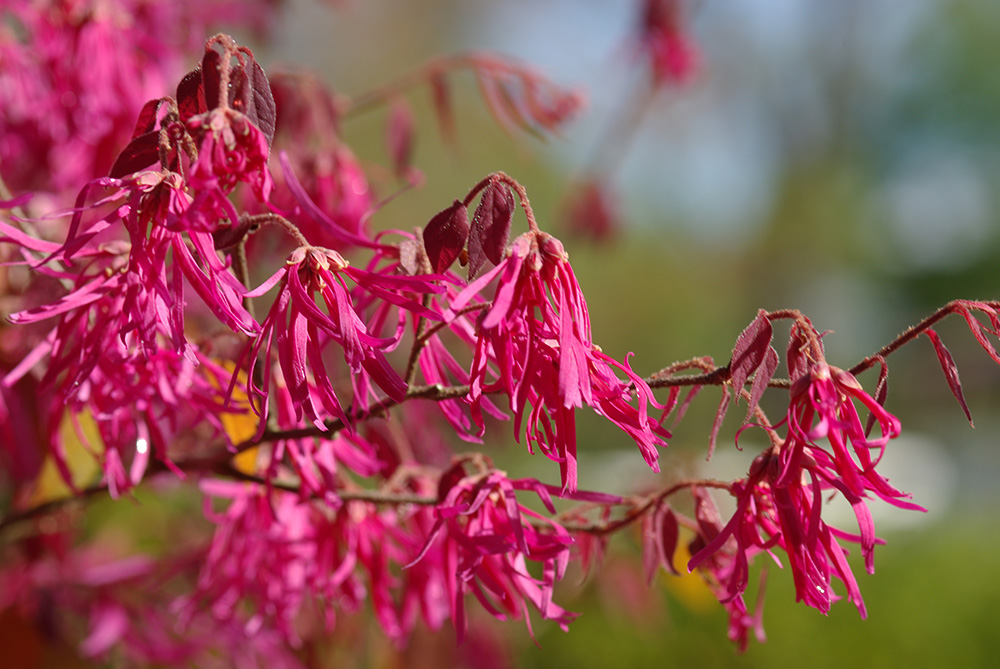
[241,245,443,434]
[187,107,275,209]
[688,357,923,643]
[406,470,619,641]
[452,230,669,491]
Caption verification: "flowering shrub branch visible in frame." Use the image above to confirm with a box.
[1,4,998,664]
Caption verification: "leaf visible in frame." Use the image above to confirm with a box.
[468,181,515,278]
[423,200,469,273]
[131,98,161,138]
[746,346,778,423]
[691,486,723,544]
[248,59,277,147]
[656,504,681,576]
[386,99,415,178]
[729,310,773,402]
[27,410,103,508]
[201,47,223,110]
[642,512,659,585]
[958,305,1000,365]
[429,72,457,149]
[786,319,816,381]
[176,67,206,123]
[925,329,973,425]
[227,56,277,150]
[436,461,467,501]
[707,386,730,460]
[864,356,891,436]
[108,130,160,178]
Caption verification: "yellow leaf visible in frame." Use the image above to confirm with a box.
[208,360,260,475]
[27,410,103,507]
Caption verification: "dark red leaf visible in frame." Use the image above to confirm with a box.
[926,329,973,425]
[656,504,681,576]
[228,60,251,112]
[958,306,1000,365]
[730,310,773,400]
[176,67,206,123]
[423,200,469,274]
[248,60,276,148]
[707,386,730,460]
[746,346,778,422]
[468,181,514,279]
[671,384,703,428]
[691,486,723,544]
[131,99,161,139]
[108,131,160,178]
[201,48,223,109]
[436,461,467,501]
[642,512,659,585]
[496,78,544,140]
[386,99,415,177]
[864,356,891,437]
[475,72,518,138]
[430,72,457,149]
[786,319,816,382]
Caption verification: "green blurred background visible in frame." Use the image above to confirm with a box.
[250,0,1000,665]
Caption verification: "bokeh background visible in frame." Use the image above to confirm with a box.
[6,0,1000,666]
[256,1,1000,666]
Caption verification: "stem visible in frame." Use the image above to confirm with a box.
[847,300,991,376]
[232,239,256,323]
[556,478,732,536]
[243,212,310,247]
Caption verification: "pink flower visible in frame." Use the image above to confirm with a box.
[406,471,615,641]
[241,245,443,433]
[688,359,923,643]
[453,230,668,491]
[187,107,274,208]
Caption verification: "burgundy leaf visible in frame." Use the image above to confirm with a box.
[176,67,206,123]
[131,99,161,138]
[671,384,703,428]
[864,356,891,437]
[656,504,681,576]
[691,486,723,545]
[475,72,518,137]
[786,319,816,382]
[746,346,778,422]
[228,59,252,113]
[430,72,457,148]
[108,131,160,178]
[468,181,515,279]
[201,48,223,109]
[642,512,659,585]
[496,79,544,140]
[730,310,773,399]
[249,59,277,148]
[925,329,973,425]
[958,306,1000,365]
[386,99,415,177]
[436,461,467,501]
[423,200,469,274]
[707,386,730,460]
